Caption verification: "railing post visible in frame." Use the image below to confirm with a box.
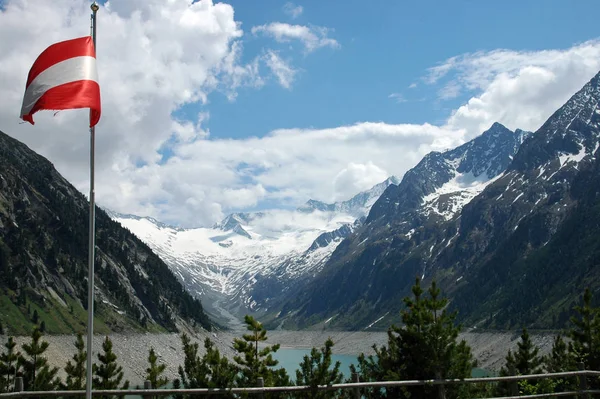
[352,372,360,399]
[578,362,589,399]
[143,380,152,399]
[14,377,23,392]
[257,377,264,399]
[508,364,519,396]
[435,371,446,399]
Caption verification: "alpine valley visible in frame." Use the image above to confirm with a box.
[4,69,600,335]
[112,119,530,330]
[113,70,600,332]
[0,131,212,335]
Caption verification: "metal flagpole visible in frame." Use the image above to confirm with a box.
[86,3,99,399]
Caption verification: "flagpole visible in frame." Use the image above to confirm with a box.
[86,3,99,399]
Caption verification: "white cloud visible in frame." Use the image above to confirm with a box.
[388,93,407,103]
[437,81,461,100]
[333,162,389,201]
[263,50,298,89]
[2,0,600,228]
[283,2,303,19]
[251,22,339,53]
[408,83,418,89]
[433,40,600,138]
[96,122,464,226]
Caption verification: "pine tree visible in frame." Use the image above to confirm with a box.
[569,288,600,371]
[233,315,290,395]
[18,327,60,391]
[145,347,168,389]
[498,328,544,395]
[92,336,129,399]
[177,335,237,398]
[513,328,543,375]
[544,335,577,393]
[62,333,86,390]
[295,338,343,398]
[353,278,475,399]
[0,337,20,393]
[545,335,574,373]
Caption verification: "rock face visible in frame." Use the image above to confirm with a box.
[276,70,600,331]
[111,121,534,330]
[0,131,211,334]
[110,177,399,327]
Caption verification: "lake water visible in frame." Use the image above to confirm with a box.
[273,348,359,380]
[273,348,494,381]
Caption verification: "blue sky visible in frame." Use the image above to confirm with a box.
[3,0,600,227]
[199,0,600,140]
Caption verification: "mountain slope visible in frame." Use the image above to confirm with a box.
[276,122,533,330]
[441,69,600,329]
[111,177,399,327]
[0,130,212,335]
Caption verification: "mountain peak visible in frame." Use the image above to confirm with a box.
[367,123,530,223]
[510,69,600,172]
[297,176,400,218]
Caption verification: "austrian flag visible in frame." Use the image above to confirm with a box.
[20,36,101,127]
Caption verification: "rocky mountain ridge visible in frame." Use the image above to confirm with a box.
[0,130,211,335]
[276,69,600,331]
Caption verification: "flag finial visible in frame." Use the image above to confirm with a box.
[91,2,99,12]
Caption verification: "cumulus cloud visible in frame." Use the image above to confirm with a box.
[283,2,303,19]
[432,40,600,138]
[2,1,600,228]
[251,22,339,53]
[96,122,464,226]
[333,162,389,201]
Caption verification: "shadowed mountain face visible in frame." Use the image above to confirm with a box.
[110,177,399,327]
[273,72,600,330]
[0,131,212,334]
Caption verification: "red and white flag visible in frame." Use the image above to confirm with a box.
[20,36,101,127]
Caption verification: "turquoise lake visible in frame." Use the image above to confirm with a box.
[273,348,494,380]
[273,348,359,379]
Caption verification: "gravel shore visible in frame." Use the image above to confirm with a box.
[2,329,555,386]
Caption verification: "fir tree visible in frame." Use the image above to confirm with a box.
[545,335,574,373]
[172,378,183,399]
[177,335,237,398]
[145,347,168,389]
[233,315,290,396]
[513,328,543,375]
[92,336,129,399]
[353,278,475,399]
[18,327,60,391]
[62,333,86,390]
[350,279,472,399]
[498,328,544,395]
[569,288,600,371]
[295,338,343,398]
[544,335,577,393]
[0,337,20,393]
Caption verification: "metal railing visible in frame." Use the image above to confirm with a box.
[1,368,599,399]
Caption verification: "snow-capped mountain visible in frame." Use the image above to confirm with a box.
[280,69,600,331]
[297,176,400,218]
[279,122,532,329]
[368,122,531,224]
[110,177,398,326]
